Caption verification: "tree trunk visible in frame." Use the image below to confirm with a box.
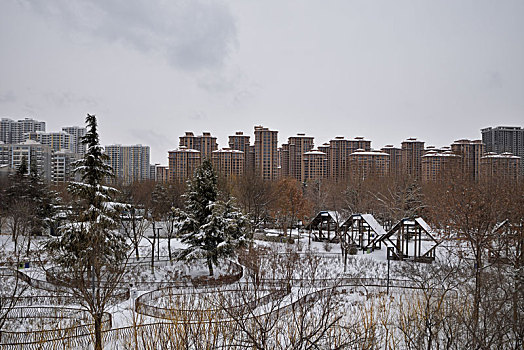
[168,231,172,260]
[207,257,214,276]
[26,230,32,256]
[472,248,482,348]
[94,313,103,350]
[133,218,139,260]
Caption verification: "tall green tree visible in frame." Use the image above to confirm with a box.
[47,114,128,350]
[177,160,249,275]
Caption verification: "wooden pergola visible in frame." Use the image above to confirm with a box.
[306,211,345,242]
[374,217,440,263]
[340,214,387,251]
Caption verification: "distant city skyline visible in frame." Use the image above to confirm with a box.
[1,1,523,164]
[1,115,522,166]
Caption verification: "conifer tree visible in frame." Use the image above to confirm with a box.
[47,114,128,350]
[177,160,249,275]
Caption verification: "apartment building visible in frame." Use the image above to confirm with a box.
[401,138,425,180]
[254,125,278,180]
[0,117,46,144]
[212,148,244,178]
[168,146,201,182]
[24,131,75,153]
[381,145,402,177]
[281,133,314,182]
[62,126,87,155]
[348,149,390,179]
[450,139,485,181]
[179,131,218,160]
[480,152,520,181]
[228,131,251,171]
[51,150,81,183]
[303,149,327,182]
[105,144,151,184]
[481,126,524,174]
[421,150,461,183]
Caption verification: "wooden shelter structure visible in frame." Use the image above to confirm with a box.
[306,211,345,242]
[374,217,440,263]
[340,214,387,251]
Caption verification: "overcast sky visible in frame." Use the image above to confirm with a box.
[1,0,523,164]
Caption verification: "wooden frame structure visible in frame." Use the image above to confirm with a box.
[306,211,345,242]
[340,214,387,251]
[375,217,439,263]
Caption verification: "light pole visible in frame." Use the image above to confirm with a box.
[387,247,392,295]
[156,227,161,260]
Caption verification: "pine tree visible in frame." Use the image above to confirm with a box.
[46,114,127,350]
[177,160,249,275]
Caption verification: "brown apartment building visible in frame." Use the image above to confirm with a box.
[402,138,425,180]
[480,152,520,181]
[348,149,390,180]
[254,125,278,180]
[168,146,201,182]
[451,139,485,181]
[212,148,245,178]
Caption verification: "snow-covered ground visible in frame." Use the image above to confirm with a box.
[0,228,495,348]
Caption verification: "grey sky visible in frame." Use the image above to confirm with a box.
[1,0,523,164]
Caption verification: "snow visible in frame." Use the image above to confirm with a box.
[414,217,434,235]
[360,214,387,236]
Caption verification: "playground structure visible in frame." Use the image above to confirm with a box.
[306,211,346,242]
[374,217,440,263]
[307,212,441,263]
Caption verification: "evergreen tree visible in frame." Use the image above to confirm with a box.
[46,114,128,350]
[177,160,249,275]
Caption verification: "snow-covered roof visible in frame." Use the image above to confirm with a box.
[422,151,459,158]
[169,146,200,153]
[360,214,387,236]
[350,150,389,156]
[402,138,424,143]
[482,152,519,159]
[212,148,244,154]
[304,149,327,156]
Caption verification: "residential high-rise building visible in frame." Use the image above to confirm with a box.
[212,148,244,178]
[281,134,314,182]
[481,126,524,174]
[303,149,327,181]
[422,150,461,183]
[349,137,371,153]
[151,164,169,183]
[228,131,251,171]
[480,152,520,181]
[327,137,350,181]
[0,117,46,144]
[5,140,52,180]
[179,131,218,160]
[348,149,390,179]
[317,142,331,178]
[401,138,425,180]
[168,146,201,182]
[24,131,75,153]
[381,145,402,176]
[254,125,278,180]
[51,150,81,183]
[451,139,485,181]
[105,144,151,184]
[62,126,87,155]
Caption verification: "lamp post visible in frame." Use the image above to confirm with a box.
[156,227,161,260]
[387,247,392,295]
